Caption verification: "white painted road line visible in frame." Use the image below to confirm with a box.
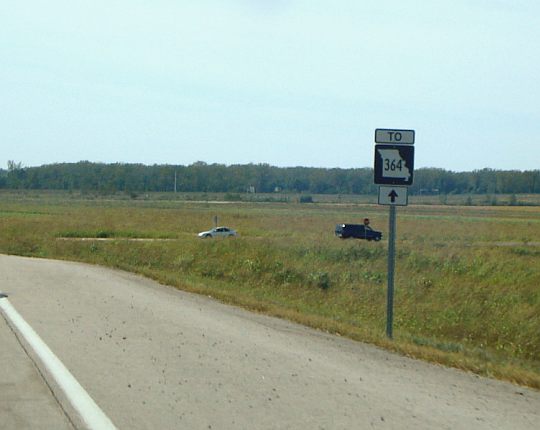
[0,296,117,430]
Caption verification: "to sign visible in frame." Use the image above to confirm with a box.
[374,144,415,185]
[375,129,415,145]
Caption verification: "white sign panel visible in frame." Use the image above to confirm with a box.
[378,186,408,206]
[377,147,412,180]
[375,129,415,145]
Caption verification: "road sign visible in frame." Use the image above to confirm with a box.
[374,144,415,185]
[375,129,415,144]
[372,127,416,339]
[378,186,408,206]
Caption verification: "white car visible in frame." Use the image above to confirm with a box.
[198,226,237,238]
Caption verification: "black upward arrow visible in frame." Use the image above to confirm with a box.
[388,190,398,203]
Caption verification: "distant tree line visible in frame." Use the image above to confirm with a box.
[1,161,539,195]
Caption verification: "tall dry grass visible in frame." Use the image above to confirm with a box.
[0,196,539,387]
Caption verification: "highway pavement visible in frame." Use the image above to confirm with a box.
[0,254,539,429]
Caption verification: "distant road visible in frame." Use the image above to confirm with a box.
[1,255,539,429]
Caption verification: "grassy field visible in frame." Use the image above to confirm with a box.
[1,192,539,388]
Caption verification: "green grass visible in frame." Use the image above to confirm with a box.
[0,193,539,388]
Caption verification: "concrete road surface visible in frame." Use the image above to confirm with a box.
[0,254,538,429]
[0,315,74,429]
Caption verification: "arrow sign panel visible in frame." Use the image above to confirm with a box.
[378,186,408,206]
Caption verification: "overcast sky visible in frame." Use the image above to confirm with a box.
[1,1,539,171]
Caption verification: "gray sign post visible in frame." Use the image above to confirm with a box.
[374,129,415,339]
[386,205,397,338]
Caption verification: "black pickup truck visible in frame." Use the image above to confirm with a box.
[335,224,382,241]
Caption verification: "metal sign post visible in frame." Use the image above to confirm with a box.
[386,205,397,339]
[374,128,415,339]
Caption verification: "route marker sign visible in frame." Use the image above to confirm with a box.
[373,128,416,340]
[375,128,415,144]
[374,144,415,186]
[378,186,408,206]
